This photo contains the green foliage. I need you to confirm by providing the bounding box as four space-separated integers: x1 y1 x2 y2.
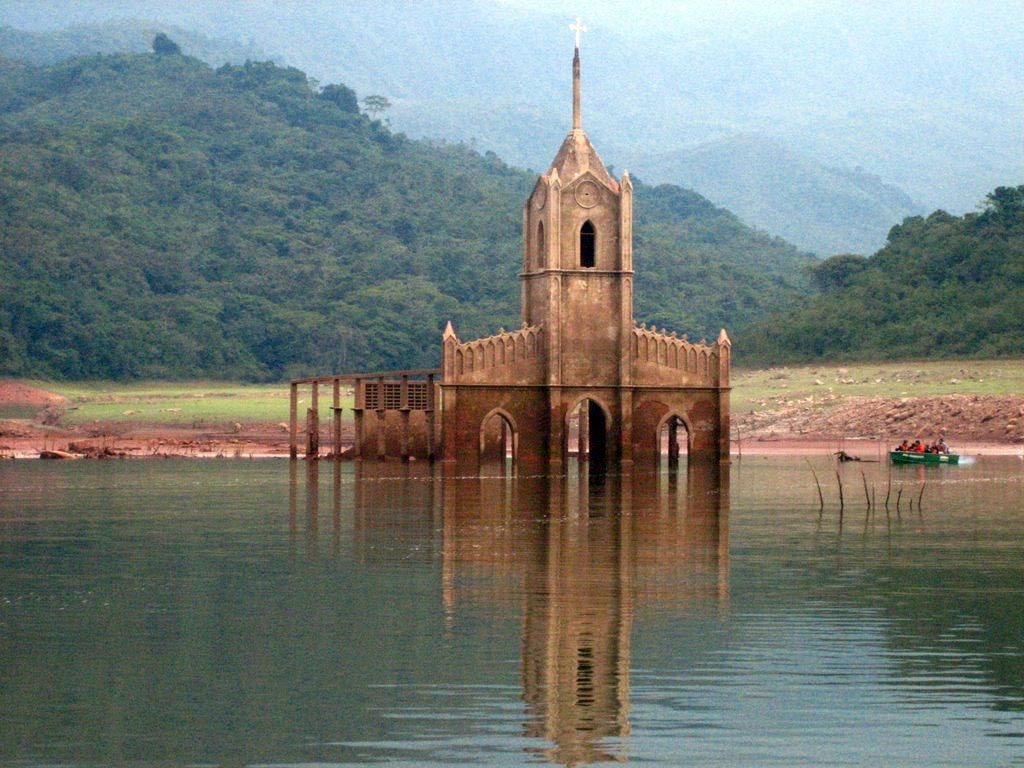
741 187 1024 364
319 83 358 114
0 52 812 381
361 94 391 117
633 183 814 339
151 33 180 56
809 253 868 292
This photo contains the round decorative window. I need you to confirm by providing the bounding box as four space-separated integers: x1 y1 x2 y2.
574 180 599 208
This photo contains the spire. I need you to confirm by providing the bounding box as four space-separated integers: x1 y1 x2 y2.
544 17 615 189
572 46 581 130
569 16 587 131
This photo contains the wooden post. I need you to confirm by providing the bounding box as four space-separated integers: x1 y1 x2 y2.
376 376 386 460
352 378 363 459
426 373 435 462
306 380 319 458
289 382 298 459
399 374 410 462
332 378 341 459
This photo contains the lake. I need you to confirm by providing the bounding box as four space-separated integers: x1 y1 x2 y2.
1 456 1023 766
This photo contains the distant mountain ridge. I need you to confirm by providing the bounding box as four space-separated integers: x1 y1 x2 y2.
0 50 813 380
0 20 267 67
4 2 1015 255
632 136 925 256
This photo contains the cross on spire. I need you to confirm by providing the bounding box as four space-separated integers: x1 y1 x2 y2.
570 16 587 49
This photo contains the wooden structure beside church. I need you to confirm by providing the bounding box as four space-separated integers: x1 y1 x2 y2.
290 37 730 468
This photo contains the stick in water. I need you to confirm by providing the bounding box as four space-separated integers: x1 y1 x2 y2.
806 459 824 512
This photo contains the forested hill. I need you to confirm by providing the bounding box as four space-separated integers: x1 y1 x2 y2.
0 50 813 381
741 187 1024 363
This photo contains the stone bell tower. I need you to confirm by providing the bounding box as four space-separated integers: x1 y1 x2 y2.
521 41 635 390
439 22 730 469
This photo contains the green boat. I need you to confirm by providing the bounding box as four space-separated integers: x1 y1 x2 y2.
890 450 959 465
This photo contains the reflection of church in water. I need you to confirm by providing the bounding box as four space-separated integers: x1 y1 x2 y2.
446 466 728 765
298 460 730 765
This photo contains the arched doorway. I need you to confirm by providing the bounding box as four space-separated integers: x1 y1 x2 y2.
479 409 517 469
657 413 690 469
567 398 609 469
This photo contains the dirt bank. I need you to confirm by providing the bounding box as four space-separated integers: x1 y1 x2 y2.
3 380 1022 459
735 393 1024 446
0 380 68 408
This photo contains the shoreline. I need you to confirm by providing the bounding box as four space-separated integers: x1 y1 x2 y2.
3 432 1020 461
3 378 1022 461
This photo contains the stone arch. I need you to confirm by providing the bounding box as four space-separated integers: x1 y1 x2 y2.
479 407 518 464
536 220 545 269
565 395 613 467
579 219 596 268
656 409 694 464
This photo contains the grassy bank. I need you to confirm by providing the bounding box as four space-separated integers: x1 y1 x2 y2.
6 359 1021 427
38 381 352 426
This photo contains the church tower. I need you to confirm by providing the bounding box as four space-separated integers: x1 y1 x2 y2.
438 22 730 470
521 39 635 390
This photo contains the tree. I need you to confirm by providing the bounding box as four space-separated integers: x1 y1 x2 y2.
809 253 868 292
152 33 181 56
980 185 1024 224
361 94 391 118
319 83 358 114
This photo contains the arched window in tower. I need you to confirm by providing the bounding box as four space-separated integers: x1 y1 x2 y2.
580 220 596 268
536 221 545 268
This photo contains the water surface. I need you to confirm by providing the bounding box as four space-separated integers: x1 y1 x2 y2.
1 456 1022 766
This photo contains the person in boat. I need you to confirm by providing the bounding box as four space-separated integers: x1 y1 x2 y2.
897 440 910 451
914 440 926 452
936 437 948 454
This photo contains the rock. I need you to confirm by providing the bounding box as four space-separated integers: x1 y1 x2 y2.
39 449 81 460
